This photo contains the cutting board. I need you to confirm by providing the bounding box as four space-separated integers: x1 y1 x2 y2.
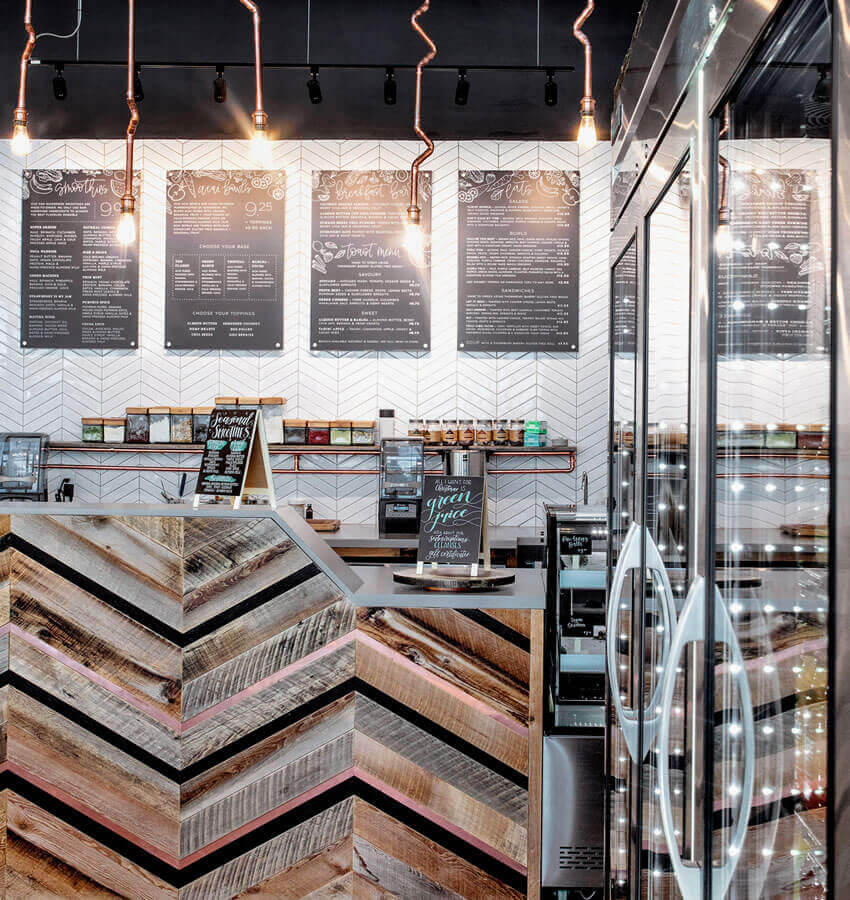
308 518 341 532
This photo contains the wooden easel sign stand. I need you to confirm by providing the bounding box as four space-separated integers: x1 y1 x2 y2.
193 407 276 510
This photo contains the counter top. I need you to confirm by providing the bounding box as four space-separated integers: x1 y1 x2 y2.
322 523 545 549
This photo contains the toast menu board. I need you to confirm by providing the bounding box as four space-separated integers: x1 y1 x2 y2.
195 408 258 497
716 168 828 356
165 171 285 350
21 170 139 349
310 170 431 351
458 170 580 352
418 475 485 566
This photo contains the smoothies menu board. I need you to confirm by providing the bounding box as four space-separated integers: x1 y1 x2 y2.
717 168 828 356
195 408 258 497
458 170 580 352
21 170 139 349
165 171 285 350
310 170 431 351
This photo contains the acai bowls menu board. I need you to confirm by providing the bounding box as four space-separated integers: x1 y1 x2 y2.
165 171 285 350
310 170 431 351
20 170 140 349
458 170 580 352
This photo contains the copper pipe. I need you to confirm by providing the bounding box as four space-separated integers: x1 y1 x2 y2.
408 0 436 221
122 0 139 211
239 0 267 131
14 0 36 130
573 0 594 103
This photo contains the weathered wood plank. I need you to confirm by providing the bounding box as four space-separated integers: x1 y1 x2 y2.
10 515 183 630
0 547 11 628
183 573 343 683
353 835 466 898
354 731 527 866
353 694 526 825
11 552 181 717
526 608 544 900
117 516 184 557
353 799 525 900
357 607 530 727
480 609 532 639
182 601 356 719
355 639 528 776
7 792 176 900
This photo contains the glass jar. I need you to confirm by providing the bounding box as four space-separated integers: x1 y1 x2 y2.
475 418 493 445
425 419 443 445
81 418 104 442
330 421 352 445
125 408 149 443
149 408 171 443
442 419 458 445
215 396 239 409
260 397 285 444
408 418 425 437
458 419 475 447
103 418 126 443
284 420 308 444
797 424 829 449
351 421 376 445
308 421 331 445
193 407 213 443
508 418 525 446
493 418 509 445
170 408 194 443
765 422 797 449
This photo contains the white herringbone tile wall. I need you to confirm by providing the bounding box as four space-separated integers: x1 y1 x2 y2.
0 139 611 524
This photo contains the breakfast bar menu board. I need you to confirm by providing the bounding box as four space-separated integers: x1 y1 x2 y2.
20 170 139 349
310 170 431 351
165 171 285 350
458 170 580 352
717 168 828 355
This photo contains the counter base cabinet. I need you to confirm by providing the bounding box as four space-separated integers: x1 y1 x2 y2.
0 512 537 899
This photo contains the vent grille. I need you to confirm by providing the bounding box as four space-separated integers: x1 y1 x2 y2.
559 845 604 870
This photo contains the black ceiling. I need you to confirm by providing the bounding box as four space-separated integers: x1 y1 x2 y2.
0 0 640 141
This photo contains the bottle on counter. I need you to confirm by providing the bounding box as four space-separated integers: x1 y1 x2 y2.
305 503 314 520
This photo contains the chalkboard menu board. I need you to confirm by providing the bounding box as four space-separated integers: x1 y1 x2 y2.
21 170 139 349
418 475 485 566
717 168 828 356
195 408 258 497
458 170 580 352
310 171 431 351
165 171 285 350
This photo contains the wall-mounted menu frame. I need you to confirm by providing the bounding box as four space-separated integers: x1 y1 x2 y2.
20 170 140 349
458 170 580 352
165 170 285 350
310 170 431 351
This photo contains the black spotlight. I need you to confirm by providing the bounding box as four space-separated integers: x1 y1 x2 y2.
454 68 469 106
134 66 144 102
544 69 557 106
52 64 67 101
307 66 322 104
384 67 397 105
214 66 227 103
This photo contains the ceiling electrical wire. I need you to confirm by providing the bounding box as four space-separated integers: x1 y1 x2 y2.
36 0 83 60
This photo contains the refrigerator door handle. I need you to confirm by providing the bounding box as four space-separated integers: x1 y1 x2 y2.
606 521 677 762
657 576 755 900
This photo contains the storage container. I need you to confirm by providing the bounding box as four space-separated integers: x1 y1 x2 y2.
308 421 331 445
351 421 376 445
330 421 352 445
214 396 239 409
82 418 104 442
284 420 308 444
458 419 475 447
103 418 126 443
475 419 493 445
149 408 171 443
170 408 194 443
260 397 285 444
192 407 213 443
508 419 525 446
125 408 150 443
425 419 443 445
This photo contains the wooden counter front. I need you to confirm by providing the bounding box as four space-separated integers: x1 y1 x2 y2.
0 508 542 898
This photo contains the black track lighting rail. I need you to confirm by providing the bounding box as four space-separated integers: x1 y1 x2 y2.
30 59 576 74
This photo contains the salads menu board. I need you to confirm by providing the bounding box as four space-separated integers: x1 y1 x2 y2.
20 170 139 349
310 171 431 351
195 408 258 497
717 168 828 356
418 475 485 566
165 171 285 350
458 170 580 352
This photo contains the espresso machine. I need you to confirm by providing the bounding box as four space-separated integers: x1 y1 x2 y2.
378 438 425 535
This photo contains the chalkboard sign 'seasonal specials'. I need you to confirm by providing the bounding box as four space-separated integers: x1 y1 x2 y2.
193 406 276 510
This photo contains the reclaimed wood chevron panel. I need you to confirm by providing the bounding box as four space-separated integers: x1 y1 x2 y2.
0 512 537 897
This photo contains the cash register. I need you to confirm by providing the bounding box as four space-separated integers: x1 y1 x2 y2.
378 438 424 536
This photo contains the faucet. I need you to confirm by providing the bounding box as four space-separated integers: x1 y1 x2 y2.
580 471 589 505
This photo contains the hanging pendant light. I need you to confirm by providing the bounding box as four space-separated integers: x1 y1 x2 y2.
117 0 139 246
573 0 597 149
239 0 271 167
405 0 436 267
11 0 36 156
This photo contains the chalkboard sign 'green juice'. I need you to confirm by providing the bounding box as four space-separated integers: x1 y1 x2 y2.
417 475 485 566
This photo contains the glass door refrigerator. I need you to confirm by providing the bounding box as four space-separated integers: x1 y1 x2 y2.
605 0 843 894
